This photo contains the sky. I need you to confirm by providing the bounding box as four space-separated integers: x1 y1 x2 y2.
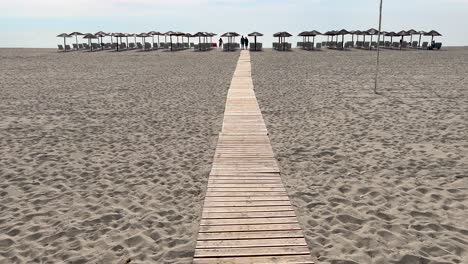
1 0 467 48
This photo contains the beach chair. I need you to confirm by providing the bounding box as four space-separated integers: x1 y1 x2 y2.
356 41 363 49
78 44 83 50
411 41 418 49
401 41 408 49
384 41 391 49
136 42 142 49
363 42 370 50
297 42 303 48
316 43 322 49
72 44 78 50
392 42 400 49
144 42 151 50
371 42 378 49
419 42 428 50
128 43 135 49
190 43 195 48
435 43 442 50
65 45 72 51
303 42 311 50
379 41 384 47
91 43 100 51
57 45 64 52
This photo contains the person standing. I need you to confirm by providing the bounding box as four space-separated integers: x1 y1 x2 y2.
240 36 245 50
245 37 249 50
219 38 223 49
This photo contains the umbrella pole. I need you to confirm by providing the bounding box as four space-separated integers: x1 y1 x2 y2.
76 35 78 50
63 37 66 52
419 34 421 47
255 36 257 51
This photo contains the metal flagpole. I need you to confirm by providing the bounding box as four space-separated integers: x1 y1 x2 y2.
374 0 383 94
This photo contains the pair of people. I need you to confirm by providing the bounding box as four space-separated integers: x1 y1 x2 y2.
240 36 249 50
218 36 249 49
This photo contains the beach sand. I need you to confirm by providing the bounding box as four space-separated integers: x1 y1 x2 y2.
251 47 468 263
0 48 238 263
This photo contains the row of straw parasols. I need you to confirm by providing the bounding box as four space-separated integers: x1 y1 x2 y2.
295 29 442 48
57 31 217 51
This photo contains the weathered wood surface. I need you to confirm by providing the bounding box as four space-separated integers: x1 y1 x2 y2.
193 51 314 263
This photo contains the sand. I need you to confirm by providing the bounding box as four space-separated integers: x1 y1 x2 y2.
1 46 467 264
251 47 468 263
0 48 238 263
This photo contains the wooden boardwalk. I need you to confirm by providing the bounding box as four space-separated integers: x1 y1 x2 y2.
193 51 314 264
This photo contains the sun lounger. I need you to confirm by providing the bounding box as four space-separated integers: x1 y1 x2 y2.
435 42 442 50
65 45 72 51
91 43 100 51
316 43 322 49
363 42 370 49
297 42 303 48
400 41 408 49
371 42 377 49
411 41 418 49
419 42 428 50
379 41 384 47
392 42 400 49
72 44 78 50
144 42 151 50
57 45 64 51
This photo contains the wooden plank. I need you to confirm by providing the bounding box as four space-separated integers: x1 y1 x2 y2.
202 206 294 213
196 238 307 249
203 201 291 207
202 211 297 219
194 246 310 257
205 192 288 197
193 255 314 264
200 217 298 226
197 230 305 241
204 196 290 202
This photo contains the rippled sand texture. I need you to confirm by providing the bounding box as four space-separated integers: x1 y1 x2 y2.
0 48 238 263
251 48 468 264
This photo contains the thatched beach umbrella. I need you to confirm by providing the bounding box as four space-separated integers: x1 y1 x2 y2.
298 31 311 46
164 31 176 50
137 33 150 50
95 31 107 49
82 33 97 51
111 33 124 51
352 30 362 43
148 31 159 47
57 33 71 50
324 30 338 44
248 32 263 51
417 31 426 47
309 30 322 47
367 28 379 45
273 31 292 50
69 32 84 50
407 29 418 44
193 32 207 51
336 29 350 48
397 30 410 48
386 31 397 43
424 30 442 43
221 32 240 51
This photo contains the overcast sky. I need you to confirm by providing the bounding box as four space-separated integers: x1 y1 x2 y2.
1 0 467 48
